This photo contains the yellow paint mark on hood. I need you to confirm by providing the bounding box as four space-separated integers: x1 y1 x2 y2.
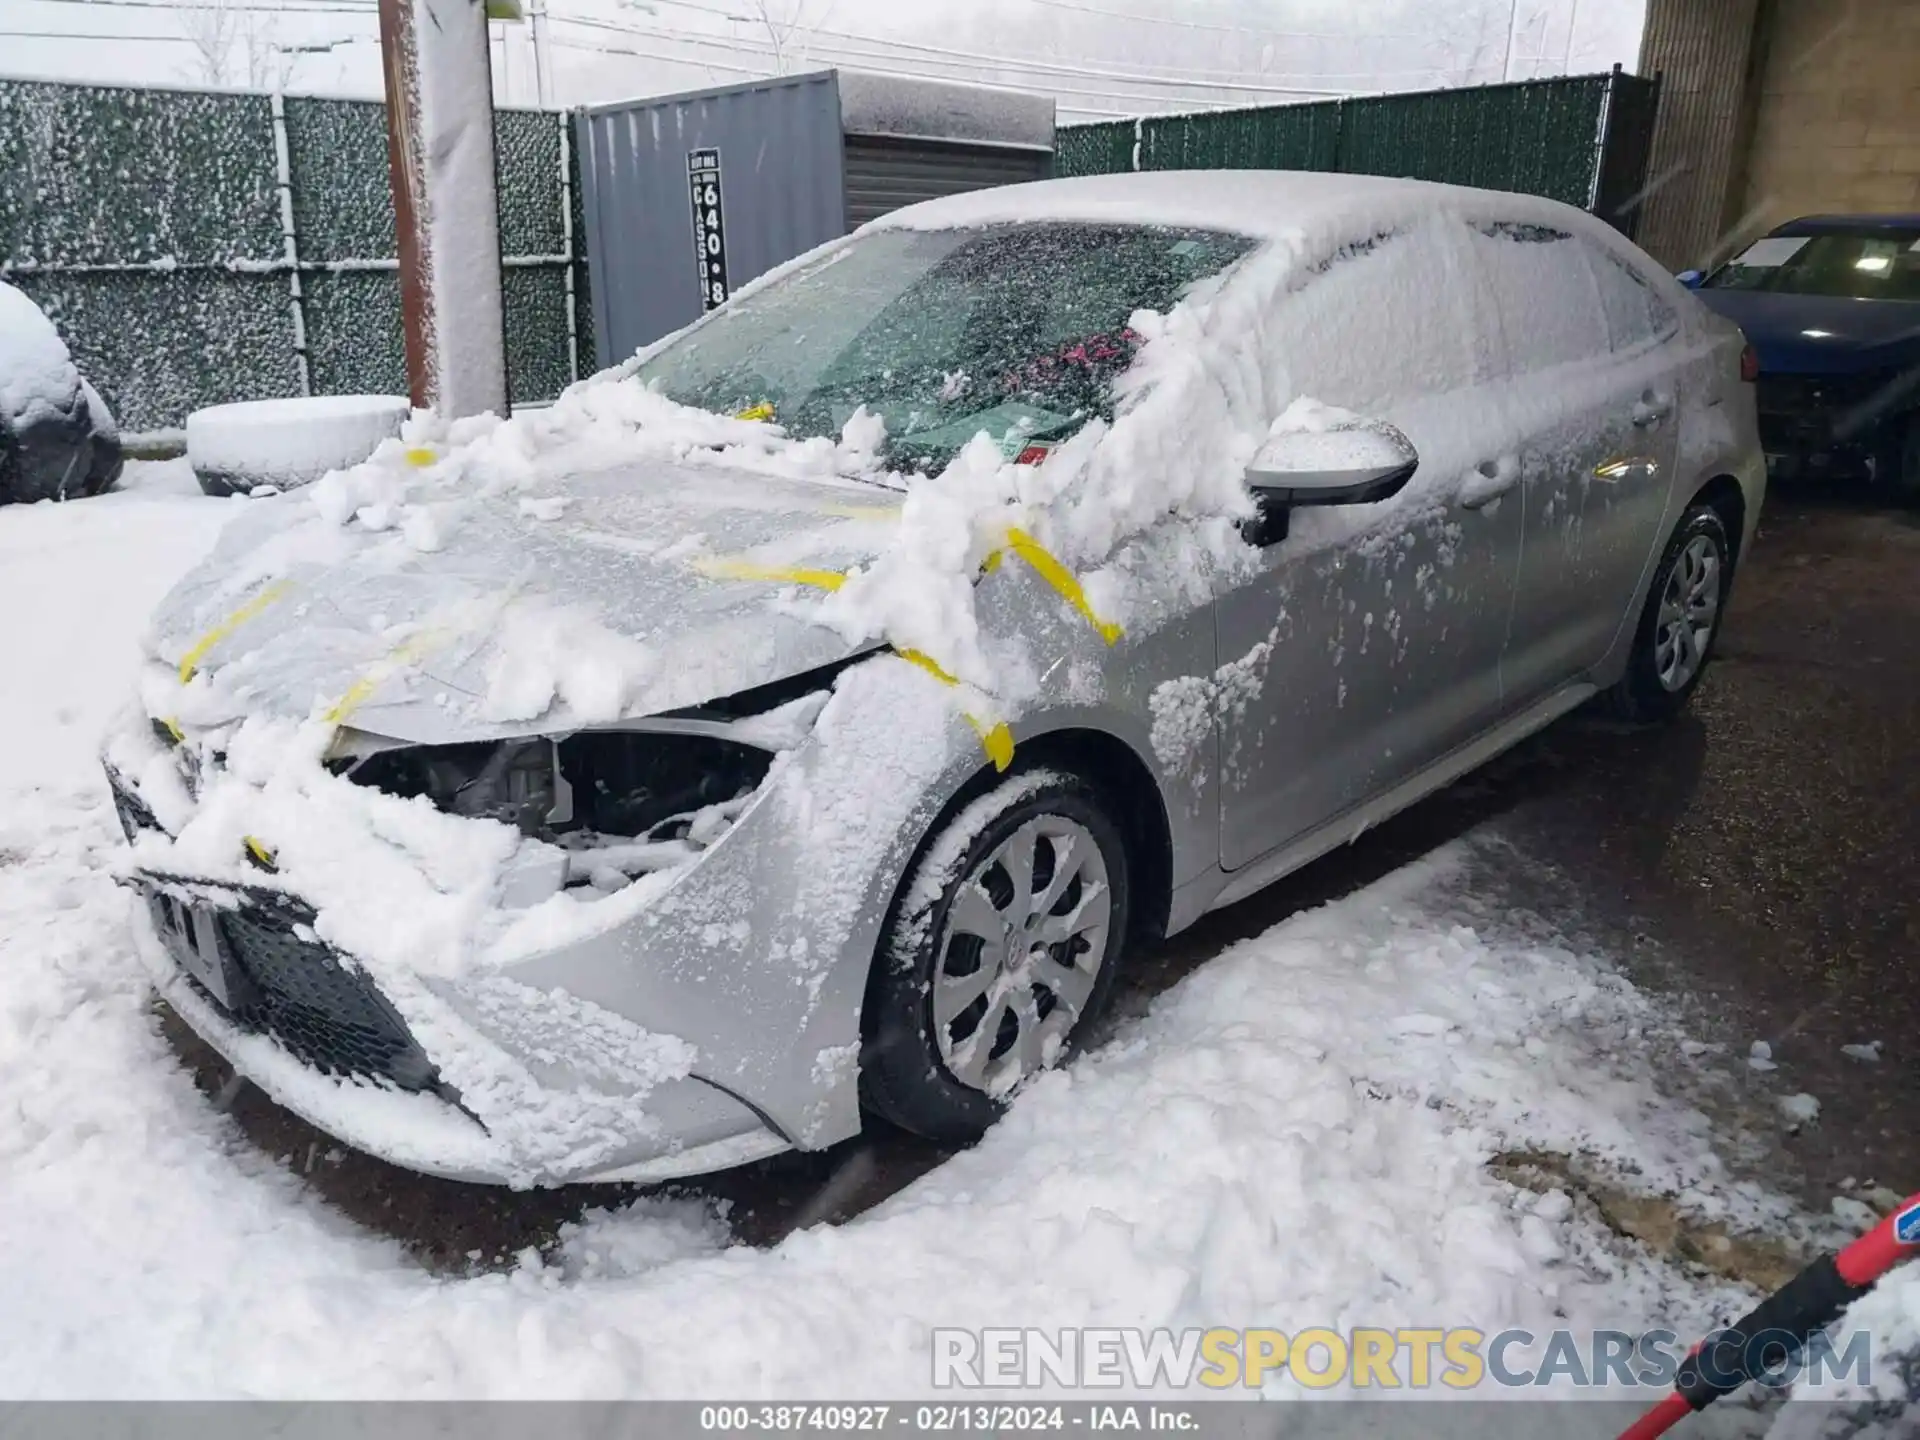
176 580 292 683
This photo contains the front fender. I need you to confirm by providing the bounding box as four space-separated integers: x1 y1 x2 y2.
495 654 975 1150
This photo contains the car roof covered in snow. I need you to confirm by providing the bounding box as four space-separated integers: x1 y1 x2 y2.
865 168 1601 245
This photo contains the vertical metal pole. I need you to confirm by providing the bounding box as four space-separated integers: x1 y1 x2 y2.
1589 62 1618 213
379 0 432 409
558 109 579 384
269 88 312 396
378 0 509 418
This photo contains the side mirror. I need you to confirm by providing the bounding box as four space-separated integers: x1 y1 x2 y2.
1676 269 1705 290
1243 417 1418 542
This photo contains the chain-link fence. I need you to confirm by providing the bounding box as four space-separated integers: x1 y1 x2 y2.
0 77 593 435
1054 70 1661 237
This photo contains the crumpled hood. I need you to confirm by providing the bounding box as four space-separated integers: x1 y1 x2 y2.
145 457 904 743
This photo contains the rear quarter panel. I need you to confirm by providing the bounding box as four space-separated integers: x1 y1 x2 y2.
1592 297 1765 685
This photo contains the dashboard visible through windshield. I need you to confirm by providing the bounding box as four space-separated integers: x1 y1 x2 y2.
634 221 1257 474
1707 228 1920 301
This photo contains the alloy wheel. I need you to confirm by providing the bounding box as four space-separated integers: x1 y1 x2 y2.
1654 532 1723 692
932 813 1113 1097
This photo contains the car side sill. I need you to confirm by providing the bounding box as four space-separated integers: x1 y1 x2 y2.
1203 681 1598 915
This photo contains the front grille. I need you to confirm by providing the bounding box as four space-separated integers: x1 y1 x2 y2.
106 765 162 841
153 883 440 1093
1755 371 1897 450
218 902 439 1091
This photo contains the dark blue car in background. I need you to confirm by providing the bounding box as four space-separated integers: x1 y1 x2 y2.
1685 215 1920 497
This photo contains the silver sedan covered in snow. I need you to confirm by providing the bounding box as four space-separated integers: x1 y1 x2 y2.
106 171 1763 1185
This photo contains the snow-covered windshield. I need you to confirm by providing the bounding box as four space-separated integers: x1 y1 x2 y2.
635 222 1256 472
1707 228 1920 301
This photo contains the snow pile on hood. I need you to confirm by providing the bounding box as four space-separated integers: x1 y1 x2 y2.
306 374 888 533
0 280 81 425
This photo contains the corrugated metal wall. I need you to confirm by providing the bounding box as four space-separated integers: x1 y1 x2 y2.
1633 0 1767 269
842 136 1049 228
574 73 848 370
1052 73 1660 237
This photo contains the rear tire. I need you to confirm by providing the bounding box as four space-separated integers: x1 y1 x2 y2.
860 770 1130 1144
1600 504 1732 724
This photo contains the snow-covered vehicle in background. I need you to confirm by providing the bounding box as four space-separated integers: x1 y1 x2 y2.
104 171 1764 1187
0 280 123 505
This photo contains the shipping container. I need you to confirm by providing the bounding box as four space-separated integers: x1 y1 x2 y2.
573 69 1056 368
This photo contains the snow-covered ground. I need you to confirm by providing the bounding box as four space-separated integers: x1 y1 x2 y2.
0 461 1857 1416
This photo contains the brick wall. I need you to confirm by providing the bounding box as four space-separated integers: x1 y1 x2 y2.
1740 0 1920 230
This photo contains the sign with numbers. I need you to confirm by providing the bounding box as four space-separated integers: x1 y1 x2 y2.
688 148 730 312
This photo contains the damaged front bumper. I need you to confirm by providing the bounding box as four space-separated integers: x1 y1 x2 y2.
122 857 792 1186
103 652 966 1187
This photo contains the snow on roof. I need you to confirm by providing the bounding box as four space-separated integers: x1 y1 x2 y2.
867 168 1598 244
835 70 1055 152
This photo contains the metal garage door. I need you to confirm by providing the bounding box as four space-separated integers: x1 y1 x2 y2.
842 135 1051 229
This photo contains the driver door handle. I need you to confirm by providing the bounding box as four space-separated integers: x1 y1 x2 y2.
1632 391 1674 428
1460 457 1520 510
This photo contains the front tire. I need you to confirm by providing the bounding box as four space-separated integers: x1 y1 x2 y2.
1600 503 1732 723
860 770 1130 1144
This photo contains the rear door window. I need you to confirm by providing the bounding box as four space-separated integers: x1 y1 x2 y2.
1278 219 1486 408
1468 222 1611 374
1583 242 1679 354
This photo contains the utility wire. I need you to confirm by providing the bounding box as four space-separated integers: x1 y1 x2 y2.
1026 0 1427 43
553 25 1279 118
0 26 200 39
552 13 1341 104
25 0 378 12
30 0 1383 93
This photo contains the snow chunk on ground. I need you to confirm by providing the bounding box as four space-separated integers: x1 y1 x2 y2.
1779 1093 1821 1125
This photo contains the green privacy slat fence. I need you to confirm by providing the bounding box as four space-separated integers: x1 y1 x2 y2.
0 77 593 435
1054 71 1659 236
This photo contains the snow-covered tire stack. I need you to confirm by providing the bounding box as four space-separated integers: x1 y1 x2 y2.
186 395 409 498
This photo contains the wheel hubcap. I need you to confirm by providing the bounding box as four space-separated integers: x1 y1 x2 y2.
1654 533 1722 692
932 814 1112 1098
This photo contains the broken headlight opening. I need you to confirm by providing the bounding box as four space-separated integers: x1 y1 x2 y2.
331 728 778 889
